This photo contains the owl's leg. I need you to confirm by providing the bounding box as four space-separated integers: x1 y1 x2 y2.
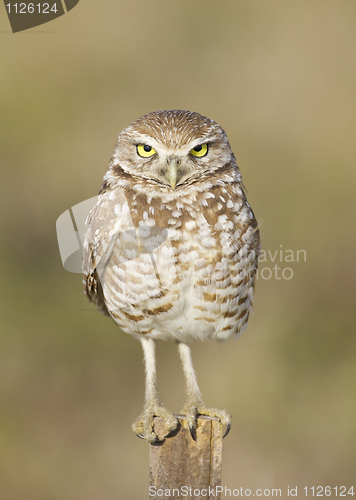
178 341 231 440
132 337 178 443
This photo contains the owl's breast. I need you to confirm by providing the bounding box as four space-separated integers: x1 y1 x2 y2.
101 186 259 342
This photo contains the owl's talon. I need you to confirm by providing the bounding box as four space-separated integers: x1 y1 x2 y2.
223 422 231 438
136 433 145 440
182 400 232 440
165 421 181 439
189 425 197 441
150 436 162 445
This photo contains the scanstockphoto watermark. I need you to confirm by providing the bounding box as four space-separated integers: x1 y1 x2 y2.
149 485 283 497
256 245 306 281
149 485 355 498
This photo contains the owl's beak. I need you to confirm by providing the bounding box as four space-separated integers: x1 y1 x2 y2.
166 159 180 189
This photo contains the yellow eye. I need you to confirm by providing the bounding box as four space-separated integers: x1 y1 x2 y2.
137 144 156 158
190 143 208 157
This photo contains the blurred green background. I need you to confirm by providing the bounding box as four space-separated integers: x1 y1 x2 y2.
1 1 355 498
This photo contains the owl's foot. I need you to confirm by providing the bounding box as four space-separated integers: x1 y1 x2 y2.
132 404 178 444
181 400 231 441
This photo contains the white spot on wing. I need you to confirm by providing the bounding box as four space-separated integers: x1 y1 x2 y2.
185 220 196 231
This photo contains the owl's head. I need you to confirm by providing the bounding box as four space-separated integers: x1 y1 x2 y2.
107 110 236 190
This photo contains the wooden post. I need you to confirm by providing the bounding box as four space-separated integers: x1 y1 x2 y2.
149 415 223 500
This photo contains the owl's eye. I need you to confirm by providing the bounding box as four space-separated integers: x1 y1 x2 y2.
190 143 208 157
137 144 156 158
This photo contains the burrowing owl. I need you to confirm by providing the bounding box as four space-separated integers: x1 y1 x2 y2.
82 110 260 443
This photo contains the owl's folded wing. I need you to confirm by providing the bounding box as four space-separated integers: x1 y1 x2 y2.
82 189 135 317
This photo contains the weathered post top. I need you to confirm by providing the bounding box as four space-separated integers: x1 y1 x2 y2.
149 415 223 500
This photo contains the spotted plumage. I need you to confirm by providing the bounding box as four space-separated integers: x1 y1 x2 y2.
82 110 260 442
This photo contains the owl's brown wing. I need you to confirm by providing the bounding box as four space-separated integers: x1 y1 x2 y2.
82 243 111 317
82 189 134 317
